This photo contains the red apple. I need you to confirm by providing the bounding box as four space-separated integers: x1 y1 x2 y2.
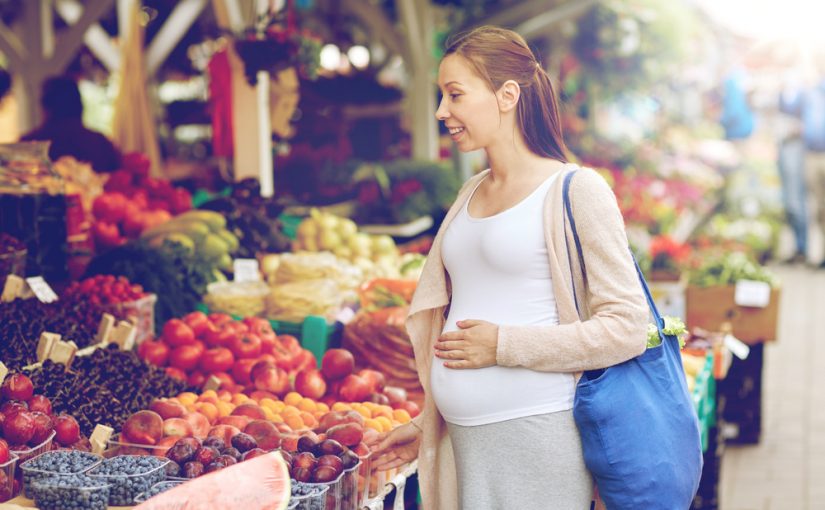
121 410 164 445
243 420 281 450
0 439 9 464
294 369 327 400
357 369 386 394
2 374 34 402
29 412 54 445
27 395 52 416
321 349 355 381
339 375 370 403
53 414 80 446
3 411 34 445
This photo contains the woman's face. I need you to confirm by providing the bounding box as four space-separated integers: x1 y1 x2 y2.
436 54 503 153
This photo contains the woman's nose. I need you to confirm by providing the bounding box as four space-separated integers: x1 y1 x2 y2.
435 98 449 121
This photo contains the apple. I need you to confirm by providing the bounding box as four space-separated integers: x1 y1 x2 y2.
0 439 9 464
339 374 370 403
321 349 355 381
1 374 34 402
294 369 327 400
26 395 52 416
3 411 34 445
29 412 54 445
326 423 364 447
53 414 81 446
121 410 164 445
0 400 27 416
357 369 386 394
243 420 280 450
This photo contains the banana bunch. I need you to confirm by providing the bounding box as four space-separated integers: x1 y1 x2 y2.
292 209 400 275
141 210 239 271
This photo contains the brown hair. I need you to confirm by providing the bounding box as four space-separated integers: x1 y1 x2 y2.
444 26 569 161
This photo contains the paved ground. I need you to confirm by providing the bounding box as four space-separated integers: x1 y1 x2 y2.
719 264 825 509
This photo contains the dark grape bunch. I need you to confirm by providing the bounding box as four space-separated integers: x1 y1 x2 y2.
88 455 168 506
30 474 110 510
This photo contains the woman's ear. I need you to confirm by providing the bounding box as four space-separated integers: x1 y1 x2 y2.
497 80 521 113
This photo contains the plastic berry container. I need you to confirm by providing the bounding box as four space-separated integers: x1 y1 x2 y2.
19 449 103 498
10 431 56 464
87 455 169 506
290 482 330 510
30 474 110 510
340 458 364 510
0 453 18 502
133 480 185 503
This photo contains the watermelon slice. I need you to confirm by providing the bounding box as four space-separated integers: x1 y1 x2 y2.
134 451 290 510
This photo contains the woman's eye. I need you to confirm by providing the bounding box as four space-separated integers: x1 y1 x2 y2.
450 94 460 100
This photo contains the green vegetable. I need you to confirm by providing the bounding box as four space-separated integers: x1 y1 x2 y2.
688 251 778 288
647 316 687 348
84 240 217 330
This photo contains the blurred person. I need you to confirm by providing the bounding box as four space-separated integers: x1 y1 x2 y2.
777 81 809 264
780 65 825 266
720 68 755 141
20 75 121 172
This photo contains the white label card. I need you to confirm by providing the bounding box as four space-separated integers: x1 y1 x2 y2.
0 362 7 386
734 280 771 308
234 259 261 282
26 276 59 303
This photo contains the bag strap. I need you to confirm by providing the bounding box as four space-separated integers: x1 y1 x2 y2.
562 171 666 337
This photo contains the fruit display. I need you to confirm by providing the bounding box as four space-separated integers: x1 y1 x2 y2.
0 232 26 290
199 178 292 258
20 450 102 498
23 348 190 437
292 209 401 278
62 275 148 307
133 480 183 503
87 455 169 505
30 473 110 510
50 157 107 212
140 313 316 393
203 281 270 318
91 191 173 250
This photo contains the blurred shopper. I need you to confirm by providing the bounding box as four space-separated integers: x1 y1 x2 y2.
777 85 809 263
20 75 121 172
781 71 825 266
720 69 755 141
372 26 649 509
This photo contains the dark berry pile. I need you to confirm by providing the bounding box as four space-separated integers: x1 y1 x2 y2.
20 450 102 498
88 455 168 506
30 474 110 510
290 481 328 510
133 480 183 503
23 348 189 436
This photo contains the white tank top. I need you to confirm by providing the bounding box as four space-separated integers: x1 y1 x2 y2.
431 171 574 426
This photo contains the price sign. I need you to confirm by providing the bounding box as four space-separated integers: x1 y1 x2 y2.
26 276 59 303
0 362 7 386
90 424 114 455
724 333 750 361
734 280 771 308
234 258 261 282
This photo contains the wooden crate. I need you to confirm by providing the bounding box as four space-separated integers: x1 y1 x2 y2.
685 285 780 344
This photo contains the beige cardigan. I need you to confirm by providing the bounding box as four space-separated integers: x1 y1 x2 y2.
406 164 649 509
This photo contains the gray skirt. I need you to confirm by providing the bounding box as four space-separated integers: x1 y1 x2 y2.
446 410 593 510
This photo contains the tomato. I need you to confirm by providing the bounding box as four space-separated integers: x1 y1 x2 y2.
162 319 196 347
278 335 303 357
203 322 237 348
233 322 249 335
92 221 124 249
291 350 317 373
137 340 169 367
208 313 233 326
169 345 203 372
245 317 277 348
230 334 262 360
165 366 188 382
183 311 212 337
188 371 207 389
231 358 259 386
199 347 235 374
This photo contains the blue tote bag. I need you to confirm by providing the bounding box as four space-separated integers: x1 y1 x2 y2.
563 171 703 509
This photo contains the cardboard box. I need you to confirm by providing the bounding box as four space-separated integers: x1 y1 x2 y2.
686 285 780 344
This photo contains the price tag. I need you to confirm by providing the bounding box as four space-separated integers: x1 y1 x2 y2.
90 424 114 455
96 313 116 344
37 332 61 362
233 258 261 282
1 274 24 302
26 276 58 303
734 280 771 308
0 362 8 386
48 340 78 368
203 375 222 392
110 321 137 351
724 333 750 360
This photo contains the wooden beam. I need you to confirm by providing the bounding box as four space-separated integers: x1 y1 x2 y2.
146 0 208 76
55 0 121 71
343 0 409 64
516 0 599 39
118 0 136 41
0 21 26 68
51 0 117 72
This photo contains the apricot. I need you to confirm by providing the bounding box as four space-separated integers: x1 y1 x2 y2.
392 409 412 424
284 392 303 407
177 392 199 406
297 398 317 413
195 403 219 424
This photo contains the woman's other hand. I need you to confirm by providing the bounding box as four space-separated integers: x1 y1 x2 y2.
371 422 422 470
434 319 499 369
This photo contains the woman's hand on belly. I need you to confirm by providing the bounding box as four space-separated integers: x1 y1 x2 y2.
434 319 499 369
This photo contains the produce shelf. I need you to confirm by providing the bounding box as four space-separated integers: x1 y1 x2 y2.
362 461 418 510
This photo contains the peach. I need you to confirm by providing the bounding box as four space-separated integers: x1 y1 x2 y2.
248 390 278 402
251 361 291 396
195 402 219 424
339 374 371 403
218 415 251 430
163 418 193 438
208 424 242 445
280 434 299 452
243 420 281 450
122 410 164 445
326 423 364 447
149 399 186 420
183 411 211 439
231 403 267 420
318 410 364 433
